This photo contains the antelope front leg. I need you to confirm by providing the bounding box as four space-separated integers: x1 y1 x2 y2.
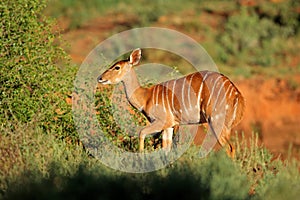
139 120 164 152
162 127 174 152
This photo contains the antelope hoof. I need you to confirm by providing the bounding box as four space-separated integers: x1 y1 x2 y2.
226 144 235 159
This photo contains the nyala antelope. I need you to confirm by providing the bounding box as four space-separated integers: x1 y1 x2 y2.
97 49 245 157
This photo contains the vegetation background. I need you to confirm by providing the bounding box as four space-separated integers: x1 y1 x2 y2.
1 0 299 199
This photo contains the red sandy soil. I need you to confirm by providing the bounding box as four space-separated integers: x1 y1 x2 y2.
235 76 300 159
59 14 300 159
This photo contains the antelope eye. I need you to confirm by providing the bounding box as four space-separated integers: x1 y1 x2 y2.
114 66 120 70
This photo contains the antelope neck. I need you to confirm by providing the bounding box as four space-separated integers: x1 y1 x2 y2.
121 68 148 111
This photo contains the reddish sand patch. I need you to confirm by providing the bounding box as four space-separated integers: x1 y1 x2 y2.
235 76 300 159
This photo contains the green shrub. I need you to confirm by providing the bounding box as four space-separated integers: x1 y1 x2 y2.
259 161 300 200
0 0 77 140
258 0 300 36
45 0 203 29
2 129 300 200
94 85 154 152
217 1 300 67
2 146 251 200
219 8 276 66
159 149 251 200
0 122 87 197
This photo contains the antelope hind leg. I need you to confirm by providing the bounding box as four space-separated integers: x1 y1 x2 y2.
218 129 235 158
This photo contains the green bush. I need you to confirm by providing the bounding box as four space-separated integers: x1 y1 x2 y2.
94 85 154 152
3 140 299 200
2 146 250 200
219 9 274 66
0 0 76 139
1 125 300 200
0 122 86 195
217 1 300 67
45 0 202 29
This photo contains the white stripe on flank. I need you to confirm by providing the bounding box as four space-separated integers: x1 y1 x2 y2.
152 85 156 105
207 76 222 107
197 72 209 110
197 81 204 110
171 79 177 114
156 85 160 106
165 82 171 112
230 98 239 125
220 84 233 106
187 73 196 110
161 84 166 112
213 79 230 110
181 77 188 114
215 79 229 103
228 85 235 99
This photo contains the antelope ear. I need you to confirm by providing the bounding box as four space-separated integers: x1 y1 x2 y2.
129 48 142 66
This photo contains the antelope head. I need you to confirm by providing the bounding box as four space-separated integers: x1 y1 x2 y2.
97 48 142 85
